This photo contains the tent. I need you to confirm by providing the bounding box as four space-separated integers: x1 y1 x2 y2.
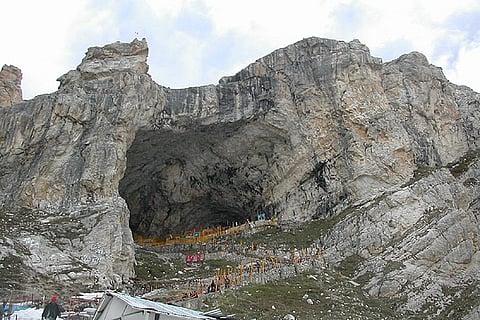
93 291 221 320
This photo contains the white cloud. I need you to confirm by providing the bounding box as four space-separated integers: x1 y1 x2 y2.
444 43 480 92
1 0 479 98
0 0 90 98
344 1 446 56
204 0 346 49
68 4 120 46
143 0 191 18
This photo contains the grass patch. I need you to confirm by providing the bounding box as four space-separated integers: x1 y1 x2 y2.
0 207 77 242
233 208 355 252
232 223 321 251
384 260 404 274
403 165 435 187
0 254 30 291
438 282 480 319
203 271 403 319
337 254 365 278
134 248 238 283
401 149 479 188
204 259 238 271
134 248 187 281
446 149 480 177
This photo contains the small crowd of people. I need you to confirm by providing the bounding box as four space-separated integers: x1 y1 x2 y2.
0 296 63 320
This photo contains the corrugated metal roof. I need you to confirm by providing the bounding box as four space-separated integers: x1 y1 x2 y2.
202 309 224 317
95 291 216 319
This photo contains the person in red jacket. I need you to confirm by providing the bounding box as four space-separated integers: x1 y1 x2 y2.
41 296 62 320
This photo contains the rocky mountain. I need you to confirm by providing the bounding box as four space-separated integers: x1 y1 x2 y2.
0 65 23 107
0 37 479 317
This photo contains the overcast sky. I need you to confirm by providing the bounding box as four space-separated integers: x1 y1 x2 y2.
1 0 479 99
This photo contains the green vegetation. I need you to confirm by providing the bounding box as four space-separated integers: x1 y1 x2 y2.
0 207 73 239
232 224 320 250
203 271 403 320
383 260 404 275
403 165 435 187
134 247 238 282
205 259 238 271
0 254 27 290
400 149 480 188
336 254 365 278
446 149 480 177
234 210 353 252
134 249 179 280
438 282 480 319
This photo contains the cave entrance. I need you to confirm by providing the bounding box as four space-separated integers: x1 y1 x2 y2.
119 120 280 239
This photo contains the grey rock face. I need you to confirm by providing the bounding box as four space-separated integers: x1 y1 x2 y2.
0 64 23 107
0 39 161 294
0 36 479 316
121 38 472 238
322 158 480 314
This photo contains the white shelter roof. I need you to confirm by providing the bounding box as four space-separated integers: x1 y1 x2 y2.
93 291 216 320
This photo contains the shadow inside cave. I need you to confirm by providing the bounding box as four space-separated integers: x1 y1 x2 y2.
119 119 288 239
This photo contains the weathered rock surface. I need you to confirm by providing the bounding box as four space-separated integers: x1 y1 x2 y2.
0 64 23 107
0 37 479 316
322 156 480 316
0 39 158 294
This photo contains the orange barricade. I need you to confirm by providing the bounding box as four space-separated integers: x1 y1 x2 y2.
135 219 275 247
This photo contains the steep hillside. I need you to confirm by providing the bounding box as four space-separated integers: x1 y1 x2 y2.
0 37 478 317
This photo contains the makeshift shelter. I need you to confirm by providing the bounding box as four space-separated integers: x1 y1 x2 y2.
93 291 221 320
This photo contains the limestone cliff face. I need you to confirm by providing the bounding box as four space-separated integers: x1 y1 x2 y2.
121 38 473 235
0 65 23 107
0 37 479 314
0 39 162 292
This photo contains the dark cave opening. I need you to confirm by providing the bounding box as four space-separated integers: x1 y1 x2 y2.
118 120 284 239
